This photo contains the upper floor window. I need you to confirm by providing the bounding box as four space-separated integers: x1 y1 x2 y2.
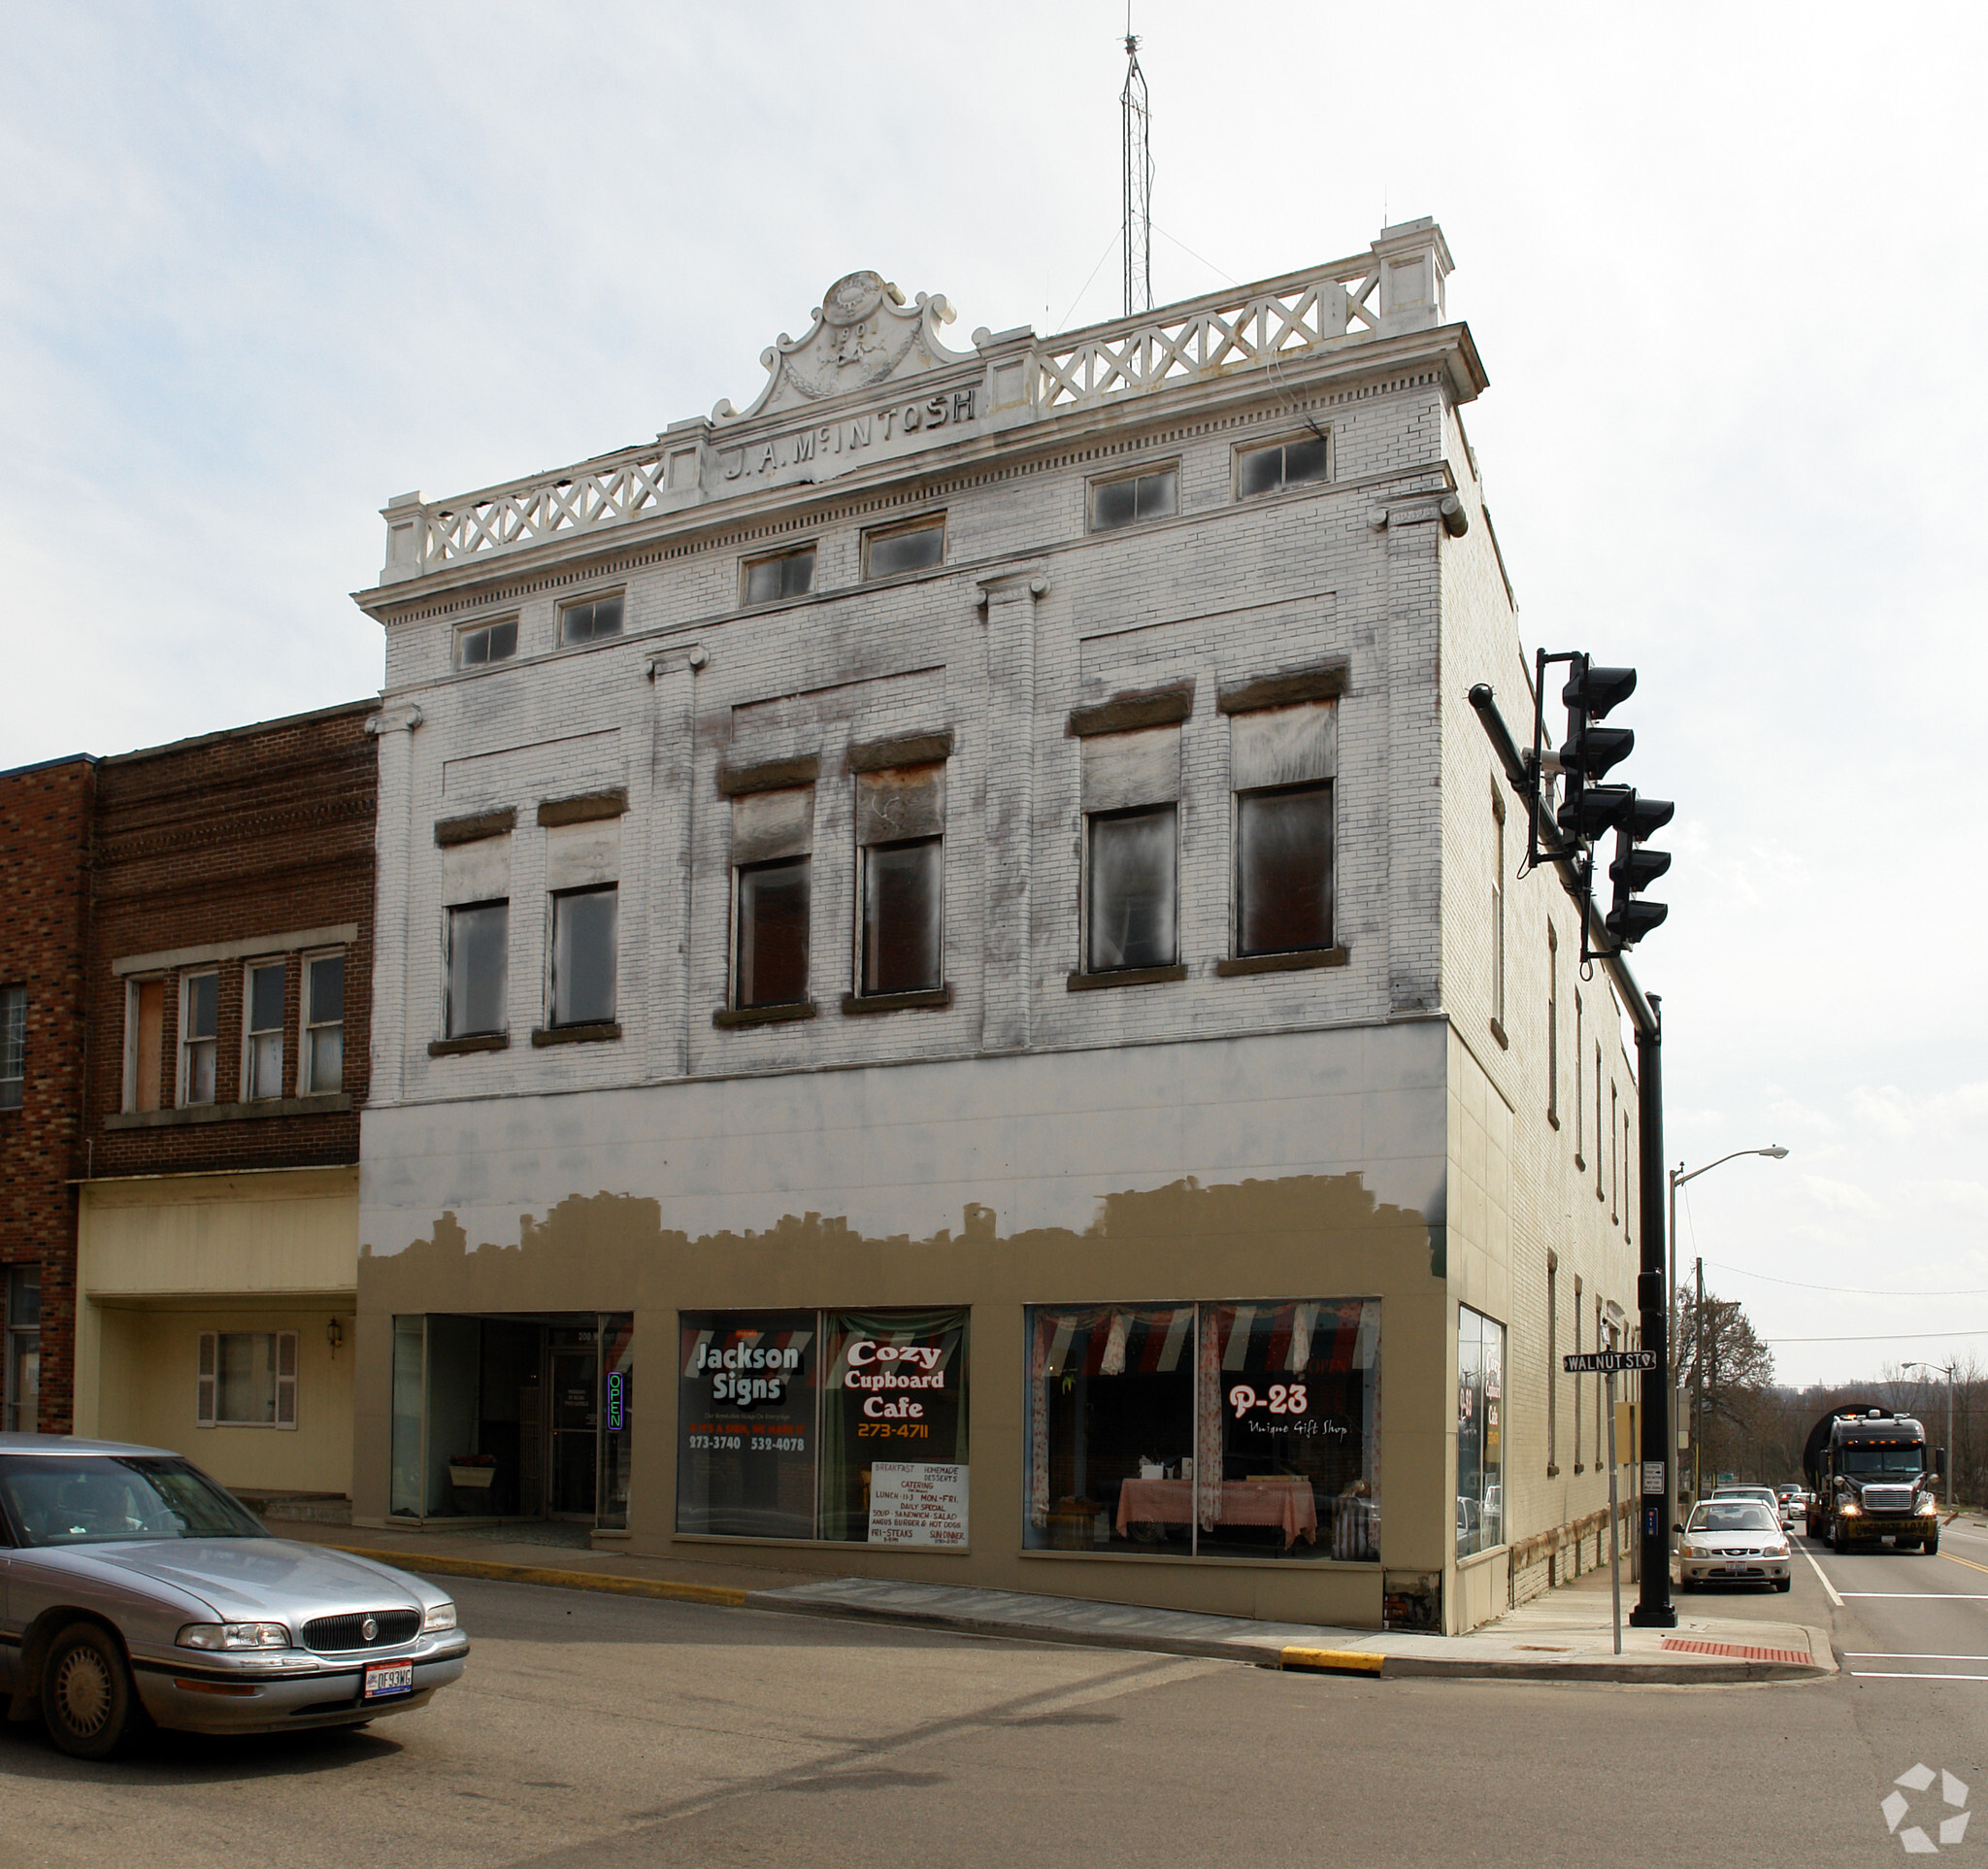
0 985 23 1111
559 592 624 646
550 886 618 1027
730 785 814 1012
862 516 944 580
303 952 345 1092
1090 464 1178 532
124 979 164 1113
245 960 285 1101
1079 723 1181 976
1229 701 1336 958
180 971 218 1106
455 617 518 668
1237 431 1330 499
856 763 945 997
743 546 815 605
447 903 509 1039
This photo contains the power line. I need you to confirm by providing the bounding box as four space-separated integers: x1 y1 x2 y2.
1761 1329 1988 1344
1707 1258 1988 1299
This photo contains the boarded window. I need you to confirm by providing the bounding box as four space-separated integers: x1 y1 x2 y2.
744 547 815 604
551 885 618 1026
130 980 163 1113
447 902 509 1037
737 858 811 1008
246 960 285 1100
181 971 217 1106
1091 466 1178 531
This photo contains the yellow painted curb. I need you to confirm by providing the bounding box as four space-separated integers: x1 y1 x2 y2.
1279 1646 1384 1676
330 1545 749 1609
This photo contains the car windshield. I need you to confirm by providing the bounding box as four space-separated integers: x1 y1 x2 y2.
0 1454 265 1548
1688 1502 1777 1533
1841 1447 1924 1476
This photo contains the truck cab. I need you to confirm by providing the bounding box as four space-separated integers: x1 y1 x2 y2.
1806 1409 1940 1553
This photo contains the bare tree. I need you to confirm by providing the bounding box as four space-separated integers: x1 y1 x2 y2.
1680 1287 1777 1485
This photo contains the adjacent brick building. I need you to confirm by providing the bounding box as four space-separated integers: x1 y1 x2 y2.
72 701 377 1499
0 754 96 1434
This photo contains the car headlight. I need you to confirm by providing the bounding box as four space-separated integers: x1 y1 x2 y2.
1840 1500 1861 1517
1765 1543 1789 1558
421 1601 457 1633
1918 1493 1938 1516
178 1621 289 1651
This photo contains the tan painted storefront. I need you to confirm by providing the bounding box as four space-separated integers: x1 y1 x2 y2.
76 1166 357 1495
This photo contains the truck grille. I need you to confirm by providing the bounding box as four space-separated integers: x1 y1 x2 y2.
302 1611 421 1652
1863 1485 1915 1515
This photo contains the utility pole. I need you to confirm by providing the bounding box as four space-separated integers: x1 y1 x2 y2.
1905 1359 1957 1508
1693 1255 1705 1503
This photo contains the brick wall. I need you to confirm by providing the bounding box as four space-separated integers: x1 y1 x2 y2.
0 754 95 1432
86 702 378 1178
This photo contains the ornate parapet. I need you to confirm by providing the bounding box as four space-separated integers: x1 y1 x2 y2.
376 219 1461 586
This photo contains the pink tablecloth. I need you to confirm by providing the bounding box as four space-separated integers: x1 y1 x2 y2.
1115 1477 1319 1548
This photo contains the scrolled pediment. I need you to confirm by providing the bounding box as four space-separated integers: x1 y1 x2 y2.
714 271 977 422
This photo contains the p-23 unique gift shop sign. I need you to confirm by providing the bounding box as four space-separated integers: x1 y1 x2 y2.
866 1462 968 1547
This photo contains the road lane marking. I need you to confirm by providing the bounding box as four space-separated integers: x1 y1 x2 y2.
1840 1592 1988 1599
1942 1552 1988 1578
1846 1652 1988 1660
1802 1548 1844 1607
1851 1671 1988 1682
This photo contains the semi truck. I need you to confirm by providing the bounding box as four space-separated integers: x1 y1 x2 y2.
1803 1406 1942 1553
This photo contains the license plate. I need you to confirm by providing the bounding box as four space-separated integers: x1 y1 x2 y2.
363 1662 414 1700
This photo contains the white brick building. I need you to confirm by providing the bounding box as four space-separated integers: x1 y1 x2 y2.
352 221 1640 1634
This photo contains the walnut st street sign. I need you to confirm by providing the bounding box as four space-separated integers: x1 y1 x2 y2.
1563 1350 1660 1374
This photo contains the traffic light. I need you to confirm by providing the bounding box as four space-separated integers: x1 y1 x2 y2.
1555 658 1638 844
1605 794 1673 947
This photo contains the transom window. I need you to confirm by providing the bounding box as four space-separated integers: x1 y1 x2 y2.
559 593 625 646
1238 432 1330 498
862 517 944 580
743 547 816 605
1090 465 1178 531
456 617 518 668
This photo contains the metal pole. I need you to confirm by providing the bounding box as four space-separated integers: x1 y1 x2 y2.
1630 994 1674 1625
1607 1368 1622 1652
1669 1163 1680 1513
1949 1366 1957 1510
1693 1256 1705 1503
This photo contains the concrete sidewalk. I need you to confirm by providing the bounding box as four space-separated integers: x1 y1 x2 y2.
285 1521 1832 1684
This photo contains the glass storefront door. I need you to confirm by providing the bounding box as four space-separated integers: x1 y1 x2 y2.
547 1329 600 1519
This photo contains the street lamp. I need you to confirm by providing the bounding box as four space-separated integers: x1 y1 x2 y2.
1904 1360 1957 1509
1669 1146 1789 1502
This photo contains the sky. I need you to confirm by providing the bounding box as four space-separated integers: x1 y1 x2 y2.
4 1 1984 1389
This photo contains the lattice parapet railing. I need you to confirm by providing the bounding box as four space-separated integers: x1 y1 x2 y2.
379 220 1455 583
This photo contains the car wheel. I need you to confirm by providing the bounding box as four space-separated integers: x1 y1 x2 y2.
1774 1578 1792 1592
1833 1525 1848 1554
1925 1529 1940 1555
41 1623 138 1760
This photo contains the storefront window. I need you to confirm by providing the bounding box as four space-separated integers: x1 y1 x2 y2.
1026 1306 1195 1553
675 1307 970 1546
597 1313 635 1531
821 1309 969 1544
677 1310 818 1539
1457 1306 1505 1557
1025 1300 1379 1560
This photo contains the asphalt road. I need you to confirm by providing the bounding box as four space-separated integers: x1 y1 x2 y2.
5 1540 1987 1869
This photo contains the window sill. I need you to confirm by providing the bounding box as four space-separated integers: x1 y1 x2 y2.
106 1093 351 1131
1547 1464 1560 1478
429 1033 509 1057
1456 1542 1509 1573
1489 1018 1508 1051
1066 964 1188 992
1214 946 1348 978
841 985 953 1016
1574 1465 1586 1475
712 1000 818 1029
531 1022 622 1048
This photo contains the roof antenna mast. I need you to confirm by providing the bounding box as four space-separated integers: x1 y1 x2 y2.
1121 12 1151 317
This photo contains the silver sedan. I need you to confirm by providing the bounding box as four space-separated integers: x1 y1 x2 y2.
1676 1497 1794 1592
0 1434 468 1758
